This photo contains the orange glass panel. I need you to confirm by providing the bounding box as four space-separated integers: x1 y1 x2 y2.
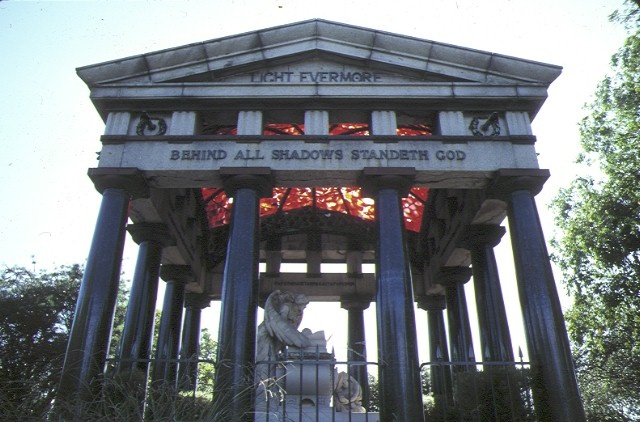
329 123 370 136
315 187 347 213
202 188 232 228
397 124 432 136
203 125 237 135
200 122 431 231
403 189 427 232
282 188 313 210
264 123 305 135
202 186 428 232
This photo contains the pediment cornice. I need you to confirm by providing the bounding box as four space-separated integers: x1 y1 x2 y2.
77 19 561 88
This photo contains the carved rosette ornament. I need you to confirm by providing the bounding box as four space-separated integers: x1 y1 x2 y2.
469 112 501 136
136 112 167 136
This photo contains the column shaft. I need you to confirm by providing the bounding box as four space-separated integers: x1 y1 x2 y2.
214 185 262 419
507 189 585 421
420 296 453 406
152 272 187 388
178 297 206 392
117 240 161 378
471 243 514 362
343 303 370 408
374 186 424 422
58 187 130 401
445 283 475 366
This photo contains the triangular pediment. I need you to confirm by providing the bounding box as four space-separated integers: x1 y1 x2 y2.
171 55 470 84
77 19 561 88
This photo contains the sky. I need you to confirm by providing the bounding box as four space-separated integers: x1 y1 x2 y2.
0 0 629 362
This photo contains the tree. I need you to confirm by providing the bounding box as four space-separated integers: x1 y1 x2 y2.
0 265 82 417
195 328 217 397
0 265 129 418
551 1 640 419
0 264 220 419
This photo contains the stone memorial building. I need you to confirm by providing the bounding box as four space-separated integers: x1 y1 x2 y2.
59 19 585 421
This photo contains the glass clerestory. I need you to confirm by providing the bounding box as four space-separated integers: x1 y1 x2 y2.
202 123 431 232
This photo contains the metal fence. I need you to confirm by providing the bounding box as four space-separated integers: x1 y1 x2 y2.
99 355 536 421
421 360 536 421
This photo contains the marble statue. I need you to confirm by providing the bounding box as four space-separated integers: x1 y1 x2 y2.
256 290 311 360
255 290 312 388
333 371 366 413
254 290 373 421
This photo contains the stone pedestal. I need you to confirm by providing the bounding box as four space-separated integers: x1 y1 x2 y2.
255 332 379 422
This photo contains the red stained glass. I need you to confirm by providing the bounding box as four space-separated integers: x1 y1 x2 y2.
202 188 232 228
202 186 428 232
202 123 432 137
200 122 431 231
264 123 305 135
329 123 370 136
397 124 432 136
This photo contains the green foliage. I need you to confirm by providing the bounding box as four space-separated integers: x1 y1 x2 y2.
195 328 217 396
366 374 379 412
551 2 640 419
422 366 534 422
0 264 221 420
0 265 82 417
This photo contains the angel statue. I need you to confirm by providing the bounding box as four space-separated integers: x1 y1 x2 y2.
255 290 312 388
333 371 366 413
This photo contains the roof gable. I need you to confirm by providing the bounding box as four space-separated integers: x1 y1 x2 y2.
77 19 561 87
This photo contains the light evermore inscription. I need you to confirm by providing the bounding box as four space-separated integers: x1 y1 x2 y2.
169 148 466 161
249 71 383 83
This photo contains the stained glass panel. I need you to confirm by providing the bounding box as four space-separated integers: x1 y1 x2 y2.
200 122 430 231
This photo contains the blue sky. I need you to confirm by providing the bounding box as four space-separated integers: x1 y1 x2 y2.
0 0 629 360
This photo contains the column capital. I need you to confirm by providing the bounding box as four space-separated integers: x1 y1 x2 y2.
458 224 506 249
341 299 371 311
434 266 473 287
184 292 211 309
220 167 273 198
160 264 194 284
88 167 149 198
127 222 174 247
358 167 415 197
417 294 446 312
489 168 550 199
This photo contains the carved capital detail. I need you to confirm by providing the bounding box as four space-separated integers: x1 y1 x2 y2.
358 167 415 197
458 224 506 249
417 294 446 312
489 168 550 199
127 222 174 247
185 292 211 309
160 264 194 284
434 266 473 287
88 167 149 198
220 167 274 198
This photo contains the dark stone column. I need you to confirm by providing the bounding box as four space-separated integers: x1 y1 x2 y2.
178 293 211 392
360 168 424 422
341 300 371 408
462 225 514 362
418 295 453 408
116 223 172 400
437 267 475 367
152 265 192 389
491 169 585 421
58 168 148 404
214 169 272 420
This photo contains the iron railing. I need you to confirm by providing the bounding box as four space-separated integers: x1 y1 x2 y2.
98 356 536 421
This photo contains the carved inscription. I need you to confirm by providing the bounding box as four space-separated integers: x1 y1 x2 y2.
250 71 383 83
169 148 466 161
